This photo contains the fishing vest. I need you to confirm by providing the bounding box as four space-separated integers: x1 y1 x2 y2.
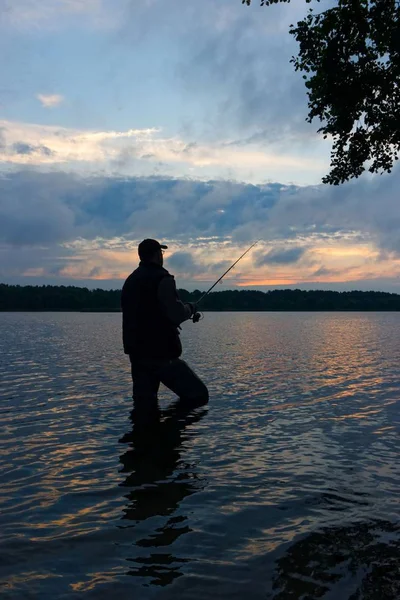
121 262 182 360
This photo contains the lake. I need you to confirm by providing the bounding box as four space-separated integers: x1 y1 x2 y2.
0 311 399 599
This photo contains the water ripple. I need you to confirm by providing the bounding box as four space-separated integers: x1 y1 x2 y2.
0 311 399 599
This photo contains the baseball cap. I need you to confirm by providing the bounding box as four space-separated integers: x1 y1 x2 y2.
138 238 168 259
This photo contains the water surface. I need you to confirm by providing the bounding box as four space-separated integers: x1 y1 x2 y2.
0 312 399 599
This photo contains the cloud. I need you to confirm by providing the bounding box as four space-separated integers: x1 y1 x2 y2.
1 0 400 290
264 170 400 258
0 0 119 30
313 266 337 277
0 119 326 184
0 172 76 246
107 0 313 148
89 266 101 277
36 93 64 108
254 247 306 267
2 1 329 182
1 1 329 181
1 168 400 290
165 254 236 283
1 169 398 252
175 0 324 153
12 142 53 156
0 119 158 165
166 251 202 275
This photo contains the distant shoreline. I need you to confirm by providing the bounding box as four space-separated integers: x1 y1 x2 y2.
1 308 400 313
2 284 400 312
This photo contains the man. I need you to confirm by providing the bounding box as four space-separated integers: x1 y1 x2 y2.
121 239 209 409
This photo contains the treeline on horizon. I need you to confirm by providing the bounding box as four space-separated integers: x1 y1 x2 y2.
1 283 400 312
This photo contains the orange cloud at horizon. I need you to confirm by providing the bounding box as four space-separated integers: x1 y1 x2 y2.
19 237 400 289
236 278 298 287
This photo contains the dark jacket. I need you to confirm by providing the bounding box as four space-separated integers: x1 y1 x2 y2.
121 262 191 360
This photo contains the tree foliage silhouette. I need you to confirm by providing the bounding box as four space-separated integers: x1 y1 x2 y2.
243 0 400 184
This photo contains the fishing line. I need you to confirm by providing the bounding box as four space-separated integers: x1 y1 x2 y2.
192 240 259 323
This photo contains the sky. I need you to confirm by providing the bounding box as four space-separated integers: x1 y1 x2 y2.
1 0 400 293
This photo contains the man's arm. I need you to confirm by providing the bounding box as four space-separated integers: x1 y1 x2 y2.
157 276 194 326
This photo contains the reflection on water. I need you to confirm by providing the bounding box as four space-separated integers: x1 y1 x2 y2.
270 520 400 600
0 311 399 599
118 400 208 586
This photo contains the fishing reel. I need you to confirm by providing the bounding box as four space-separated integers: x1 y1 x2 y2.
192 312 203 323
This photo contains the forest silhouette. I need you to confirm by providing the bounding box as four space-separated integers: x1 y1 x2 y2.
1 284 400 312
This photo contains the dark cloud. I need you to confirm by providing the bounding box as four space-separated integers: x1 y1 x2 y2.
12 142 37 155
176 2 314 148
166 251 202 274
254 247 305 267
40 146 53 156
89 266 101 277
266 167 400 255
115 0 315 147
0 242 74 279
48 264 65 276
313 266 335 277
12 142 54 156
1 169 399 252
0 171 76 246
1 167 400 285
166 252 230 278
209 259 231 274
182 142 197 154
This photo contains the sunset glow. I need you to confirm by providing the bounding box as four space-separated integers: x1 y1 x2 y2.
1 0 399 292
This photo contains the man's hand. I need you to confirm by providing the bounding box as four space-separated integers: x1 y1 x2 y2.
187 302 198 317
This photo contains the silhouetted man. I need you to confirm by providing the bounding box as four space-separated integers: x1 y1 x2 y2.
122 239 209 412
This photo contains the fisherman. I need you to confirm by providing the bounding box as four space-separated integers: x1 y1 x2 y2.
121 239 209 411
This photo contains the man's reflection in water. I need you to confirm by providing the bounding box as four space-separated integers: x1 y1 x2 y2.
118 398 208 587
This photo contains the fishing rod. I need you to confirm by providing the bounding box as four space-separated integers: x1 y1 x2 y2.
192 240 259 322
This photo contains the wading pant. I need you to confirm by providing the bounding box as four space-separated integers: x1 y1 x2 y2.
129 356 209 409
